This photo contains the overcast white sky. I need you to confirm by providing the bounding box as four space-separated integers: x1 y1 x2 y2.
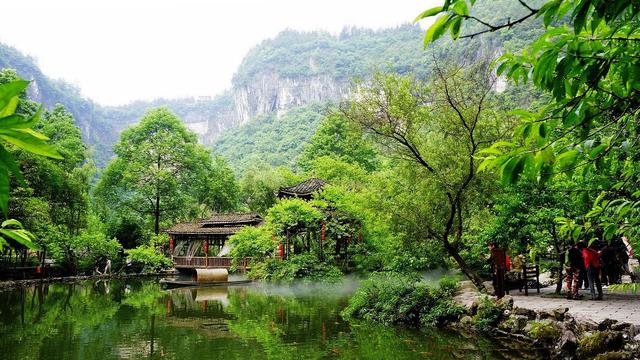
1 0 438 105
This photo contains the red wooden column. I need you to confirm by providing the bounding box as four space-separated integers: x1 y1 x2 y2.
204 239 209 267
169 235 174 257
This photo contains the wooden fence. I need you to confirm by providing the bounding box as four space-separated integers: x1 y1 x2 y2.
172 256 250 269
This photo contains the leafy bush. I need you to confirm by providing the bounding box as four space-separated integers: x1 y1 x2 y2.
125 245 172 272
248 254 342 282
228 226 276 270
472 296 503 332
341 274 464 328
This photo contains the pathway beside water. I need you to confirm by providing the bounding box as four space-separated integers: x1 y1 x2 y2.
511 286 640 326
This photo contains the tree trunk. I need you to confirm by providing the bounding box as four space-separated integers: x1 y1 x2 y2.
443 239 486 291
154 192 160 235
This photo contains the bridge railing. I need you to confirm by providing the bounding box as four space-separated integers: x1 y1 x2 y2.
172 256 250 269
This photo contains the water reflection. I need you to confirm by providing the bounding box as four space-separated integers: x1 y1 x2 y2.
0 279 544 359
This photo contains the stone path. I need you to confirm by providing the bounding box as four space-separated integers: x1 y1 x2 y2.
510 286 640 326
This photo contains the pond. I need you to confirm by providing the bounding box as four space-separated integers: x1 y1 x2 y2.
0 278 545 359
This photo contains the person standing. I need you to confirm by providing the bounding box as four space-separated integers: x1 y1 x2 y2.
583 242 603 300
488 243 507 299
566 242 585 299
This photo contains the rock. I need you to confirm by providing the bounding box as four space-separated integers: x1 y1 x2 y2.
578 320 599 333
634 333 640 342
512 307 537 320
599 318 619 331
496 295 513 311
610 322 633 333
558 329 578 353
537 310 556 321
460 315 473 326
552 307 569 321
470 299 480 316
513 315 528 331
563 313 577 331
578 331 625 358
593 351 633 360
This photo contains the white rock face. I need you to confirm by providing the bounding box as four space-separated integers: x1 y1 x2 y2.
232 73 347 124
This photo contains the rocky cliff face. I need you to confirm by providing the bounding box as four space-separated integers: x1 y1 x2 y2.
232 74 346 123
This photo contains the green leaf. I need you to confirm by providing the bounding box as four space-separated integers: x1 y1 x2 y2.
451 1 469 16
0 228 38 250
414 6 444 22
0 165 8 218
423 14 452 47
0 129 62 159
0 80 29 115
1 219 24 228
0 145 25 185
451 17 462 39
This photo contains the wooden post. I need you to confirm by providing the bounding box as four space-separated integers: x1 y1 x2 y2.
524 266 529 296
204 239 209 267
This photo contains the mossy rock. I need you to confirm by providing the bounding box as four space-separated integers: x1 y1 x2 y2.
578 331 624 358
593 351 632 360
527 320 562 343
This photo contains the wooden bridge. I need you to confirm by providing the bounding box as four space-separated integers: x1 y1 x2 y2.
173 256 250 270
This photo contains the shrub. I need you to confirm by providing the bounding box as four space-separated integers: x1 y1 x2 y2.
126 245 172 272
341 273 465 328
248 254 342 282
472 296 503 332
228 226 276 270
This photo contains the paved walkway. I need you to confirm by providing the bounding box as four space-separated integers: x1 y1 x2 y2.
510 286 640 326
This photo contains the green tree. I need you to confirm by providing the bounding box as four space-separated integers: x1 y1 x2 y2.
95 108 225 236
418 0 640 249
299 112 378 171
342 65 511 289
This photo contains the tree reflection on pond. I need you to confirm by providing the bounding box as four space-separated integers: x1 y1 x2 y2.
0 279 543 359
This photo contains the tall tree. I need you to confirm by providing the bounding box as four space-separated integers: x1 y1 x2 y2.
299 112 378 172
342 64 512 289
96 108 215 236
417 0 640 248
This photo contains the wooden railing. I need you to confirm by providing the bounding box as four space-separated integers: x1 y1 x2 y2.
172 256 250 269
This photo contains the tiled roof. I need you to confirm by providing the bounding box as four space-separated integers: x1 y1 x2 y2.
199 212 262 226
166 223 247 235
166 213 262 235
278 178 326 196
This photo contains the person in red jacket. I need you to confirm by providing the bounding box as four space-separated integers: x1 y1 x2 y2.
583 243 603 300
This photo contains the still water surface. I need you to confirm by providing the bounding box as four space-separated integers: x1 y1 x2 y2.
0 278 542 359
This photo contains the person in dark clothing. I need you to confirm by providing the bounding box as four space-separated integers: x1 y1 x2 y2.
600 244 617 285
488 243 507 299
583 243 603 300
566 242 586 299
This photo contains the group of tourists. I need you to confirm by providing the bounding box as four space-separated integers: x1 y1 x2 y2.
565 237 634 300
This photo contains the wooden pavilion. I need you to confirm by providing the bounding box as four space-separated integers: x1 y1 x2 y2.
166 213 263 270
277 178 326 200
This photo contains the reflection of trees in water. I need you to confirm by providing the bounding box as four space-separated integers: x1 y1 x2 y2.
0 280 545 359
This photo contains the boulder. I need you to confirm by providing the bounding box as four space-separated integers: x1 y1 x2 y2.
552 307 569 321
578 320 599 333
469 299 480 316
512 307 537 320
496 295 513 311
460 315 473 326
558 329 578 353
593 351 633 360
610 322 633 334
599 318 619 331
578 331 625 358
537 310 556 321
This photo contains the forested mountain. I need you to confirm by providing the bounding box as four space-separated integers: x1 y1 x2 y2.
0 0 541 169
